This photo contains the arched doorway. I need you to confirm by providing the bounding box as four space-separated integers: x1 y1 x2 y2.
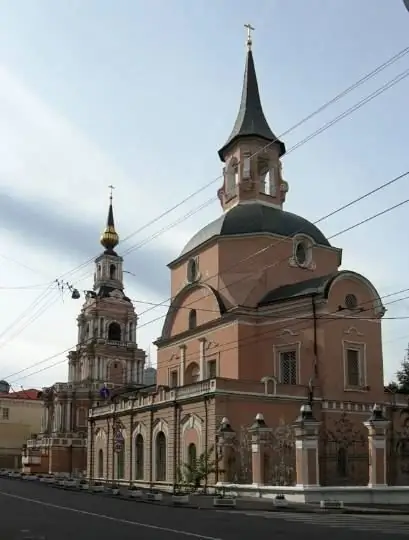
135 434 144 480
97 449 104 478
155 431 167 481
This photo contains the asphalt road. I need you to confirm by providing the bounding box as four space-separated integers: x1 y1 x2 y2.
1 478 409 539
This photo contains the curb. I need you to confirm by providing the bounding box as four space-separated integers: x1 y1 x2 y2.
58 486 409 515
6 479 409 517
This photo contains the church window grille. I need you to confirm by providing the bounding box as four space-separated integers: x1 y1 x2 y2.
346 348 362 387
279 350 297 385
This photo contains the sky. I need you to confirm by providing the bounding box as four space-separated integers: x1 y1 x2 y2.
0 0 408 388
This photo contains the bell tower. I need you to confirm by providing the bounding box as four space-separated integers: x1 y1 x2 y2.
68 188 146 388
217 24 289 212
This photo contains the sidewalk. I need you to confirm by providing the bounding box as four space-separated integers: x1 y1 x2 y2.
190 494 409 515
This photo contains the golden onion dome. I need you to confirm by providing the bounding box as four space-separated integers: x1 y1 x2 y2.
100 187 119 252
100 225 119 250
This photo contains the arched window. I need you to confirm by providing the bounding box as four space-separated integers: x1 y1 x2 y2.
258 159 275 196
128 322 133 342
135 434 144 480
117 445 125 479
99 317 104 338
108 322 121 341
97 449 104 478
185 362 200 384
155 431 167 481
109 264 116 280
188 309 197 330
187 443 197 469
97 264 101 277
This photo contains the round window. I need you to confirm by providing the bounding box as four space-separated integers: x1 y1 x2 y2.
295 242 307 266
345 293 358 309
187 258 198 283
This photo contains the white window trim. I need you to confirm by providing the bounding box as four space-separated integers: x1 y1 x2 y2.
206 357 218 378
168 367 179 388
342 339 367 389
274 342 301 385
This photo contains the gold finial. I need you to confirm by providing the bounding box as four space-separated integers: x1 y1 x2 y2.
100 186 119 251
244 23 255 50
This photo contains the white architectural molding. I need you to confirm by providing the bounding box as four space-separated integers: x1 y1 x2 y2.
152 419 169 482
181 414 203 464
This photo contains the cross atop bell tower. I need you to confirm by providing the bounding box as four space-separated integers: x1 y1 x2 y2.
217 26 289 212
244 23 254 50
94 187 123 293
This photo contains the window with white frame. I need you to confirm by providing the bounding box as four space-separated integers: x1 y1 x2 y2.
207 359 217 378
346 347 362 387
279 350 297 385
170 370 178 388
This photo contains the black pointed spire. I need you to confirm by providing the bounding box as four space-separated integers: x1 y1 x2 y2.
100 186 119 253
218 32 285 162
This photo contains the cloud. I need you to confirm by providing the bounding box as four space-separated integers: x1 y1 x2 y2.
0 64 196 255
0 191 174 297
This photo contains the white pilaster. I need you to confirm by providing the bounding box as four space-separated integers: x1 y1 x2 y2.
199 338 206 380
66 400 72 432
179 345 186 386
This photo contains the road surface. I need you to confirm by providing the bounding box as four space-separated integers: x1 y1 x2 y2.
1 478 409 539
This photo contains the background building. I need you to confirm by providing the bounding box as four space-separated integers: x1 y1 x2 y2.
23 196 146 475
0 382 42 469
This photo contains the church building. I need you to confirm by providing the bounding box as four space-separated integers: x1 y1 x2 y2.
25 29 409 489
22 195 146 474
85 29 406 490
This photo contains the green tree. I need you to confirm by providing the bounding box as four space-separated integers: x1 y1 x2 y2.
387 347 409 395
179 445 219 489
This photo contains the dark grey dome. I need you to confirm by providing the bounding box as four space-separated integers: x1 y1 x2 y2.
181 203 330 256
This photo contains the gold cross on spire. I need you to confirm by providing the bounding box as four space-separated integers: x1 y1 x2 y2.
244 23 255 50
108 184 115 202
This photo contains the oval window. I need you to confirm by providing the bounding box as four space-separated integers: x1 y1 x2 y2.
295 242 307 266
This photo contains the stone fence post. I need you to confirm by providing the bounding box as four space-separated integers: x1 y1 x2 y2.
248 413 271 486
292 404 321 487
364 404 389 487
216 417 236 483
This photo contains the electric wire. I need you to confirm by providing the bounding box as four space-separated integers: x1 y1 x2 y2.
2 48 409 380
6 285 409 386
49 46 409 286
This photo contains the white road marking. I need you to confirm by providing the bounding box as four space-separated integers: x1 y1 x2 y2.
0 490 223 540
221 509 409 535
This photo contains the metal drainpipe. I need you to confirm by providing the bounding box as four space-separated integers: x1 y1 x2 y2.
149 408 154 489
111 401 116 485
129 408 134 486
105 417 109 482
172 400 178 491
204 396 209 493
89 418 94 484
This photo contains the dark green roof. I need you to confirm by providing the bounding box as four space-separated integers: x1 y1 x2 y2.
180 203 330 257
258 273 335 306
218 49 285 161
